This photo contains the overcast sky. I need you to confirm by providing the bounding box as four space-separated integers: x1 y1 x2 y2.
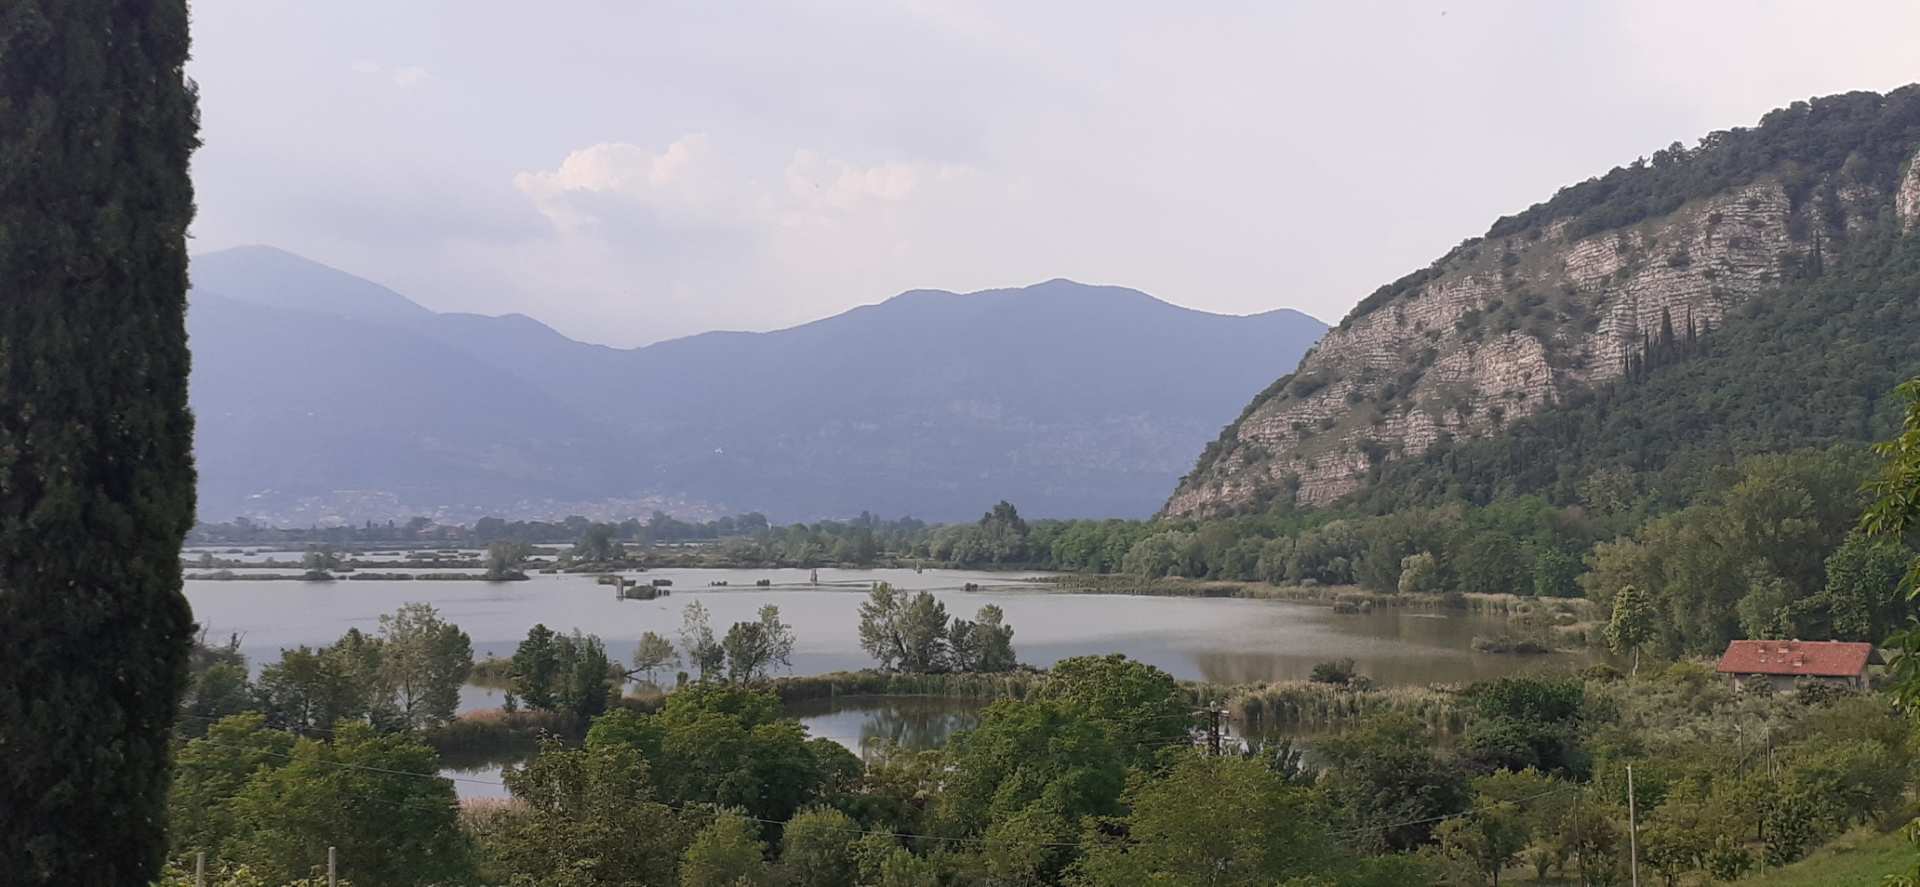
186 1 1920 347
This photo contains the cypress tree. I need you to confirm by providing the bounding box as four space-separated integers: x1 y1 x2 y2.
0 2 199 883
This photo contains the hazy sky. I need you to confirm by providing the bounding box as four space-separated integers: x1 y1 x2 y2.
187 1 1920 346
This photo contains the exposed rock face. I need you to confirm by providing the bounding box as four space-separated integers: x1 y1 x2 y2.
1167 151 1920 517
1899 154 1920 233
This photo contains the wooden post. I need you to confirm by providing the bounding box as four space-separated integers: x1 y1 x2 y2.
194 851 205 887
328 846 337 887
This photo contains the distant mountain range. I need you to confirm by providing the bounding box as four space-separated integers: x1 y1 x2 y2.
188 246 1326 524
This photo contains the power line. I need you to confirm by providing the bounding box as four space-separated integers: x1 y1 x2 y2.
1326 783 1577 840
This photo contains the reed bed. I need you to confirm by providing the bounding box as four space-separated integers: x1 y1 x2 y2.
1207 680 1467 734
423 708 571 767
1040 574 1602 622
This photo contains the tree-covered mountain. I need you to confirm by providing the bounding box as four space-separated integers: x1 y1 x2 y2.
1168 86 1920 518
188 247 1325 523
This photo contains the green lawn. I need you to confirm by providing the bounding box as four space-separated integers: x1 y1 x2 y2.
1739 828 1913 886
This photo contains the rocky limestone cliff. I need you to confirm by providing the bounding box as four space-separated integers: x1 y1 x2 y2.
1900 152 1920 233
1167 127 1920 517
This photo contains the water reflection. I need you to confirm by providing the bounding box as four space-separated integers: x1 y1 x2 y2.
788 696 984 758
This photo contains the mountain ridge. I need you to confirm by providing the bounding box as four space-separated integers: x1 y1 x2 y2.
1167 86 1920 518
187 248 1327 524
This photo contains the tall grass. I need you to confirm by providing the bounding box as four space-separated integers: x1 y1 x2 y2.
1040 575 1602 621
1205 680 1467 734
423 708 570 768
469 656 513 688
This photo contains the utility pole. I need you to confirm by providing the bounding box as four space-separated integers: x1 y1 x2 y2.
1572 787 1582 886
194 851 204 887
1627 765 1640 887
328 846 337 887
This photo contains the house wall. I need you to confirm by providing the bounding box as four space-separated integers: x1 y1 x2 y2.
1728 672 1864 693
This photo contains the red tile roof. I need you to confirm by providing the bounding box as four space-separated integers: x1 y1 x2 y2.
1715 640 1873 677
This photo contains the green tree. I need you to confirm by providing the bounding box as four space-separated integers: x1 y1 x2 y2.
1638 790 1726 887
1813 532 1911 641
0 4 200 876
572 523 623 563
857 583 950 672
180 633 256 738
1039 654 1190 767
1868 380 1920 707
552 630 613 725
1532 547 1584 598
679 814 771 887
963 604 1017 672
221 724 472 886
757 604 795 673
1075 755 1329 886
1436 800 1530 886
587 685 850 824
630 631 679 686
377 602 472 729
1606 584 1657 676
488 739 689 886
167 714 296 861
302 545 342 576
1455 531 1530 596
1316 715 1470 852
680 601 725 681
483 540 531 581
722 621 776 684
976 500 1031 564
1398 550 1442 594
509 623 561 711
778 806 861 887
938 698 1127 839
256 630 390 735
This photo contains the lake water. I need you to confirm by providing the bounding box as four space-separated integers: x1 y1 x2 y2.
183 567 1595 687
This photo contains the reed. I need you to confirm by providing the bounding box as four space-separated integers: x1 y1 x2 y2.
1205 680 1467 734
469 656 513 688
423 708 572 767
1039 574 1602 621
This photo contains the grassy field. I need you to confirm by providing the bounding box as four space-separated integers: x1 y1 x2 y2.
1737 828 1912 886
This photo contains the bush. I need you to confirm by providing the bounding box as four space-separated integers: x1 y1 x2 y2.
1310 658 1358 685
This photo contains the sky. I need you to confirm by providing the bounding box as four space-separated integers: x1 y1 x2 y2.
186 1 1920 347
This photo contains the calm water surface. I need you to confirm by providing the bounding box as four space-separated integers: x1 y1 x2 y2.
184 567 1593 687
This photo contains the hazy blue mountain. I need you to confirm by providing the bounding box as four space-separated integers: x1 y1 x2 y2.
188 246 1325 523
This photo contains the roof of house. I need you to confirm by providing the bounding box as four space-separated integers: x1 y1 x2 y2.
1715 640 1874 677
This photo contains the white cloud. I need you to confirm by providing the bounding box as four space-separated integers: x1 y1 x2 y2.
500 135 1008 340
348 58 427 88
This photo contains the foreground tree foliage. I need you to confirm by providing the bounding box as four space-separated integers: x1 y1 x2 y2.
171 716 470 886
0 1 201 882
158 625 1920 887
1075 755 1331 886
584 685 860 825
481 739 690 886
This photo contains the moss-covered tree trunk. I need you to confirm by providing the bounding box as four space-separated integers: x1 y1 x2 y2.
0 1 199 883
